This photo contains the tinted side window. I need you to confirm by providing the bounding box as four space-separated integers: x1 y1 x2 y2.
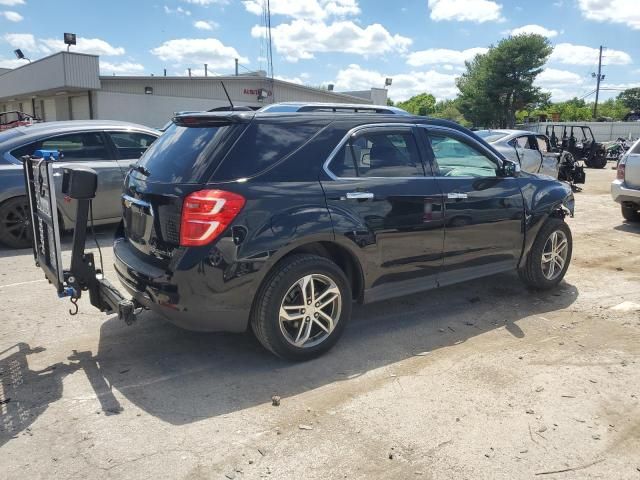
41 133 110 160
214 121 323 180
330 131 424 178
109 132 157 159
10 141 39 160
427 133 498 178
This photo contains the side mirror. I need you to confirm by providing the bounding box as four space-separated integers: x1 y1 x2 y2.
62 166 98 200
501 160 520 177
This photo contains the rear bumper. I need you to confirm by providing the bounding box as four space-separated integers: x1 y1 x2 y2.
611 179 640 205
113 238 251 332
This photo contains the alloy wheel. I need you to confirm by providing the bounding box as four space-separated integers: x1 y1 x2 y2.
541 230 568 281
278 273 342 348
2 201 30 246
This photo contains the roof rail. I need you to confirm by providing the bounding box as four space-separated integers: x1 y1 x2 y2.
258 102 409 115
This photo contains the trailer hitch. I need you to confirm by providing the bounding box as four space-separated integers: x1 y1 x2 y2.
24 154 141 324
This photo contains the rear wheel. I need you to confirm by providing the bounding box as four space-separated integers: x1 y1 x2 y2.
587 151 607 169
0 196 33 249
519 218 572 290
251 254 352 361
621 204 640 222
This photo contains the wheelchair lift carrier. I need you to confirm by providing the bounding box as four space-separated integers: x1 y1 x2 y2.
23 153 139 324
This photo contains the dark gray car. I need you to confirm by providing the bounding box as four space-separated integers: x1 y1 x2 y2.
0 120 159 248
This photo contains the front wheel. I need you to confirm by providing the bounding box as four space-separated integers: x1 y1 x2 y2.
251 254 352 361
519 218 572 290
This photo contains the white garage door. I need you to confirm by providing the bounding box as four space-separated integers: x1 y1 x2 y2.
70 95 90 120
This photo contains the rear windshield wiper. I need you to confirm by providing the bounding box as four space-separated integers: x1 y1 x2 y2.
131 164 150 176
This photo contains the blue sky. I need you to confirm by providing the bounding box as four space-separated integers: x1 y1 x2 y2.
0 0 638 102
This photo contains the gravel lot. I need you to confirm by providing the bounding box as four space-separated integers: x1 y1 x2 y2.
1 167 638 479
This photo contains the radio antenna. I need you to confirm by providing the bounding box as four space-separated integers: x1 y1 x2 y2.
220 81 235 110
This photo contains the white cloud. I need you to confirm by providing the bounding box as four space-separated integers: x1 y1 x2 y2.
194 20 217 30
0 56 26 68
1 10 23 21
428 0 504 23
406 47 488 67
164 5 191 15
275 74 309 85
100 61 145 75
3 33 126 56
243 0 359 20
3 32 36 50
507 24 558 38
578 0 640 30
550 43 632 66
251 19 411 62
150 38 248 70
332 63 459 101
40 37 125 56
0 0 25 5
536 68 584 87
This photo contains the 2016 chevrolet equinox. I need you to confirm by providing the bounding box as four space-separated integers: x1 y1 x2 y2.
114 107 574 360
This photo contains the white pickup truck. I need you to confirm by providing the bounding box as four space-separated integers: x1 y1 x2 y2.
612 138 640 222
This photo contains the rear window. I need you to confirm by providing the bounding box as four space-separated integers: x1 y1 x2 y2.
135 123 241 183
475 130 509 143
212 121 323 180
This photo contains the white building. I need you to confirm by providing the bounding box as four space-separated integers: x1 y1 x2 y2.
0 52 386 129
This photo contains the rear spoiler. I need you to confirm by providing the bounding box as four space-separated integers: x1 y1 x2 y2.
173 111 254 127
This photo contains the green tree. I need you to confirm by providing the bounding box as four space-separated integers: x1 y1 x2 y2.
396 93 436 116
432 99 470 126
617 87 640 111
456 34 553 128
596 98 630 120
386 98 395 106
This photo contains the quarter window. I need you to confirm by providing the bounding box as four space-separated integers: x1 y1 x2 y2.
330 131 424 178
41 133 110 160
427 132 498 178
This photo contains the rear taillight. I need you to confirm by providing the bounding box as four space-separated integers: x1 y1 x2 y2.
616 159 626 181
180 189 245 247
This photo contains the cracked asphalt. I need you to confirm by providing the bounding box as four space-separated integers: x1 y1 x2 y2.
1 167 639 479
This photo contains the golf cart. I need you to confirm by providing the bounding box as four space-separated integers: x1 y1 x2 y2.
545 124 608 169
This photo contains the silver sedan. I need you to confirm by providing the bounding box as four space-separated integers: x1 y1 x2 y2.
476 129 562 178
0 120 159 248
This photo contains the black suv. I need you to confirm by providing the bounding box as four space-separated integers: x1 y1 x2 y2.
114 106 574 360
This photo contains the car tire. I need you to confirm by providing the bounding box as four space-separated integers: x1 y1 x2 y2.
0 196 33 249
518 218 572 290
251 254 352 361
621 204 640 222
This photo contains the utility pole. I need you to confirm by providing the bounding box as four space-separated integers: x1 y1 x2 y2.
235 58 239 76
593 45 605 119
204 64 208 77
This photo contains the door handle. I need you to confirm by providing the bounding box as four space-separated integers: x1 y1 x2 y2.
447 192 468 199
345 192 374 200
